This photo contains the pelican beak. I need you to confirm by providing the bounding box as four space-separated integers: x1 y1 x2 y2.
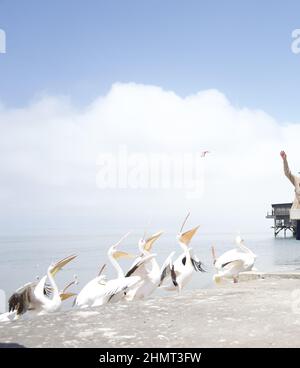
144 231 164 252
50 254 77 277
60 292 77 301
179 226 200 245
113 251 136 260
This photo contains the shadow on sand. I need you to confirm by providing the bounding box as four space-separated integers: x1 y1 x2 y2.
0 342 26 348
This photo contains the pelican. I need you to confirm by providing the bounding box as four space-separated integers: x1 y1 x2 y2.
75 233 142 308
125 231 174 300
160 213 205 292
212 235 257 283
0 255 77 322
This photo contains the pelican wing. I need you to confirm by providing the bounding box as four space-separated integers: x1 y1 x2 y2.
43 283 53 297
215 249 243 270
125 254 156 278
15 282 36 294
170 265 178 287
8 292 28 315
191 253 206 272
105 276 140 296
8 284 35 315
125 256 143 277
106 276 141 302
191 258 205 272
221 259 243 269
16 281 52 296
159 251 175 286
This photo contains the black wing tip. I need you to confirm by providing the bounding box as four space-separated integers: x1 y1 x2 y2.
192 258 206 273
171 265 178 287
8 292 26 315
125 269 134 278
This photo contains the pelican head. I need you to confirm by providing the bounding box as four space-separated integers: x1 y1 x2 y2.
107 232 136 260
108 245 136 260
235 235 244 246
138 238 146 253
177 226 200 248
235 235 256 257
140 231 164 253
177 212 200 249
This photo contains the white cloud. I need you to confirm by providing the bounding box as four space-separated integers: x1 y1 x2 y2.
0 82 299 235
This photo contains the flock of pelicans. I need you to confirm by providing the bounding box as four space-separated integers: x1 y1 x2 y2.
0 214 257 322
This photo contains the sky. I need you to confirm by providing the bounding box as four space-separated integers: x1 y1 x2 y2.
1 0 300 121
0 1 300 235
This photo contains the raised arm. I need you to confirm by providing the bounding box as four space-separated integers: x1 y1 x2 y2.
280 151 295 186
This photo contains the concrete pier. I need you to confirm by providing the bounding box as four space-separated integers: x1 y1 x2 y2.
1 276 300 348
239 271 300 281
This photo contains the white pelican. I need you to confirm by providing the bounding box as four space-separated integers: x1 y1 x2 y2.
212 235 257 283
125 231 175 300
75 234 142 308
0 255 77 322
160 213 205 292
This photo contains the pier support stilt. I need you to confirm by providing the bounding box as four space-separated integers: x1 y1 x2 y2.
296 221 300 241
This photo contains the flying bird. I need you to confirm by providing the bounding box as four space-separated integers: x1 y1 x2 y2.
201 150 210 158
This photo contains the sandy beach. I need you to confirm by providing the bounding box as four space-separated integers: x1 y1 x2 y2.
1 274 300 348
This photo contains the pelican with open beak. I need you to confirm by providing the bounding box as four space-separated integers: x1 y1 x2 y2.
124 231 166 300
75 233 141 308
160 213 205 292
0 255 77 322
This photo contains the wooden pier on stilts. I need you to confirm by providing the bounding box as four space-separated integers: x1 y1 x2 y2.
266 203 296 238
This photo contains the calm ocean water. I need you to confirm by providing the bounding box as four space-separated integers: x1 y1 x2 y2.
1 231 300 302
